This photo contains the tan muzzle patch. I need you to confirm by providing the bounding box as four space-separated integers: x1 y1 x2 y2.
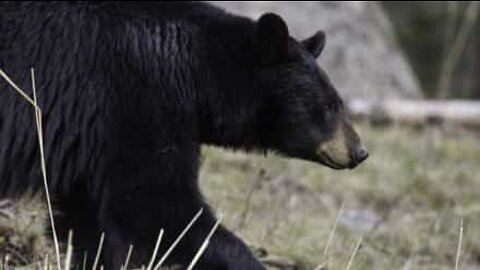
316 121 352 168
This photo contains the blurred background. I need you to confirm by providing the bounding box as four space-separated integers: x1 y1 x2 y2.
1 1 479 270
213 1 480 100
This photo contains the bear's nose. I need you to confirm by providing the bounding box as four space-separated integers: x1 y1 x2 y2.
354 147 369 164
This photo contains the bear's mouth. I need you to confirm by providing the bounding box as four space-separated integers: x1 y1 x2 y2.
317 151 347 170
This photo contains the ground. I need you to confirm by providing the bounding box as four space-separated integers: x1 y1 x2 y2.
1 123 480 269
200 123 480 270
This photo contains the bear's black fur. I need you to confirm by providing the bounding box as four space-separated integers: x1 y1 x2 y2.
0 2 367 269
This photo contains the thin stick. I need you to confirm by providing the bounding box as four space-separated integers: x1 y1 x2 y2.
186 215 223 270
324 203 344 256
0 69 37 107
147 229 164 270
436 1 479 98
455 219 464 270
43 254 49 270
82 252 88 270
1 69 62 269
122 245 134 270
442 1 459 60
345 236 363 270
314 203 345 270
31 68 62 270
64 230 74 270
4 255 9 270
237 168 264 230
154 208 204 270
92 232 105 270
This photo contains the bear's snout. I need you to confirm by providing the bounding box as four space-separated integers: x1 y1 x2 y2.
347 146 369 169
354 147 369 164
316 117 368 170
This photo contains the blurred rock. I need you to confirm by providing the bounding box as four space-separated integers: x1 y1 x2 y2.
340 208 383 232
211 1 422 99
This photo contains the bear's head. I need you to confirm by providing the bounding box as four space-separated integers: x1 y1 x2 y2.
253 13 368 170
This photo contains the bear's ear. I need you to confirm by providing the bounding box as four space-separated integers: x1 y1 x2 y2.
253 13 289 64
302 31 326 58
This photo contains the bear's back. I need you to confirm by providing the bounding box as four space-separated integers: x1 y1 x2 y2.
0 1 216 196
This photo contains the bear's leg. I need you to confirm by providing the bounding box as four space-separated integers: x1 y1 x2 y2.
193 211 266 270
55 180 101 268
101 200 264 270
99 144 264 269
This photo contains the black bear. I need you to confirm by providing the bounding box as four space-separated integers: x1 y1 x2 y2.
0 2 368 269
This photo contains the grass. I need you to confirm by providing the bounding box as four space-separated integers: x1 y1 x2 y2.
0 197 52 268
0 123 479 269
199 123 480 270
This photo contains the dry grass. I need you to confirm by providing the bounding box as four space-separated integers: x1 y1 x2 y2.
0 123 479 269
200 123 480 270
1 123 480 269
0 197 52 268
